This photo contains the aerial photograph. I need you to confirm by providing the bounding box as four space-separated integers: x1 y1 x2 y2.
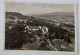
5 2 75 52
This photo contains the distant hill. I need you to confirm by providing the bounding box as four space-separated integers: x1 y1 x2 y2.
32 12 74 25
38 12 74 16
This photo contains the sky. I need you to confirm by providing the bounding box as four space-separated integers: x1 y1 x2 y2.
6 2 74 15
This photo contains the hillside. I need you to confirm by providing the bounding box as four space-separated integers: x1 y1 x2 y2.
6 12 75 33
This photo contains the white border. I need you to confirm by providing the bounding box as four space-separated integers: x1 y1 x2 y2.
4 1 77 54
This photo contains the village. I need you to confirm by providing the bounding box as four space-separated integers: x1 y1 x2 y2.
5 13 75 51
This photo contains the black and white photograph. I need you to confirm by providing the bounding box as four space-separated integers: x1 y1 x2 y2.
5 2 76 52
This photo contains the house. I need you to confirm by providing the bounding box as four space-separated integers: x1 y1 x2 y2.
25 26 48 34
13 18 18 22
26 26 40 31
19 19 27 23
54 22 60 27
41 26 48 35
9 26 14 29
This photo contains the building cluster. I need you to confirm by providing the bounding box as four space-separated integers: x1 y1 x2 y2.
24 26 48 35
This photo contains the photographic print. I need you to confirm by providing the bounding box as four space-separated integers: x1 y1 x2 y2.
5 2 76 52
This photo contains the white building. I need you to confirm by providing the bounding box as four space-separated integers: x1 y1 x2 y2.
25 26 48 34
9 26 14 29
42 26 48 35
